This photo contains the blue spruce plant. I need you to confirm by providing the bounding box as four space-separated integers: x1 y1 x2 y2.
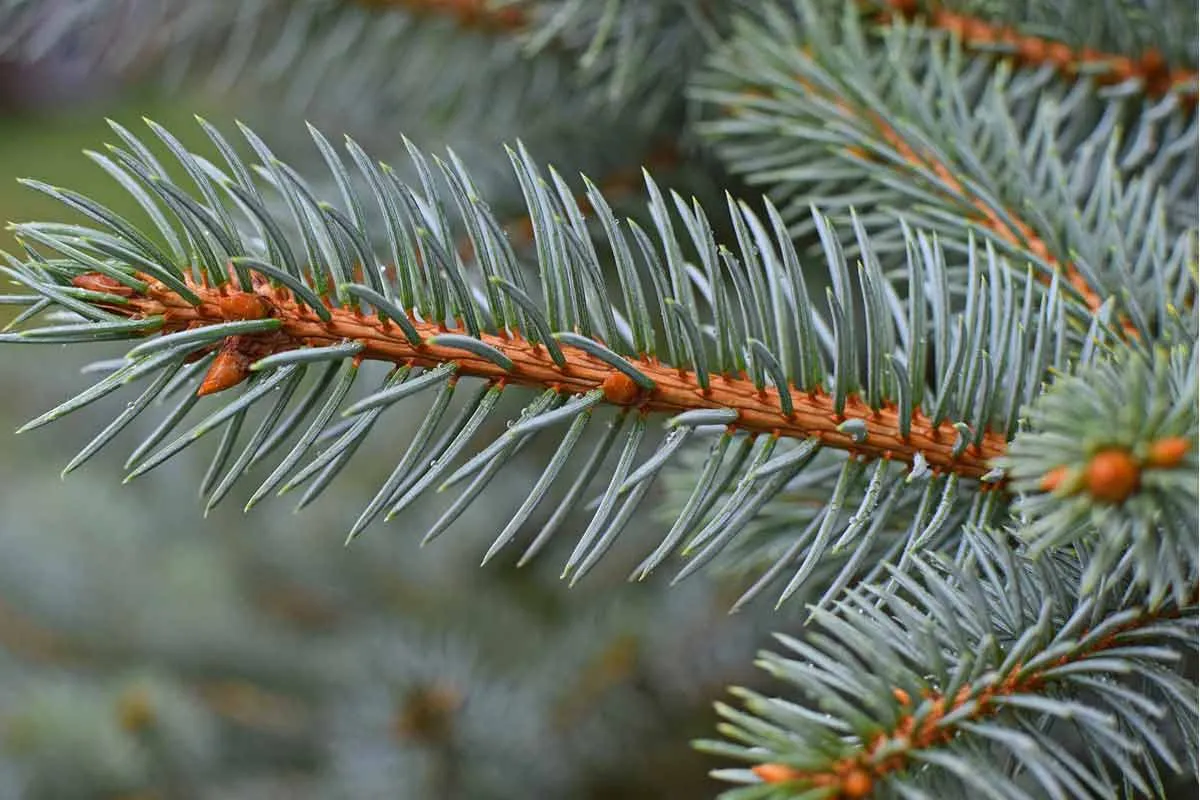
0 0 1196 796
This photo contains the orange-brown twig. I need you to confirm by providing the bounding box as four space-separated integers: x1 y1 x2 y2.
875 0 1197 107
72 270 1010 481
357 0 526 31
752 597 1197 797
870 113 1111 316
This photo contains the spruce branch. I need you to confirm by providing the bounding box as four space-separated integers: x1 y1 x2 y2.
55 269 1008 477
1 0 675 187
693 0 1196 340
0 0 528 72
871 0 1199 106
488 0 1200 112
1 2 1196 796
0 593 313 737
702 530 1199 798
0 119 1057 587
999 331 1199 605
654 318 1196 610
846 93 1111 321
359 0 527 30
488 0 738 112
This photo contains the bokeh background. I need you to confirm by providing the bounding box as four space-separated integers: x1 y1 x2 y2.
0 8 787 799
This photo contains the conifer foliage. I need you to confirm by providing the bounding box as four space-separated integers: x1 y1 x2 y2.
0 0 1196 796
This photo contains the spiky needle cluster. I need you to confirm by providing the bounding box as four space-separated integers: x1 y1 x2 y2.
3 116 1073 590
704 531 1198 799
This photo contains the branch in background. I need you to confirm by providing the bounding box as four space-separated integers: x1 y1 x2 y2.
481 0 731 117
867 107 1113 319
358 0 526 30
195 680 313 736
0 594 72 663
725 77 1112 323
0 592 314 736
874 0 1198 106
698 3 1196 346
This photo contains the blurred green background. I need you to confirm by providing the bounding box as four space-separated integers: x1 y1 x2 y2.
0 95 210 251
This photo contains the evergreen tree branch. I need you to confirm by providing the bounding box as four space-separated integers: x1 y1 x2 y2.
836 89 1111 321
654 442 995 609
872 0 1199 106
703 530 1199 797
693 0 1196 341
44 266 1007 477
656 321 1197 609
360 0 527 30
1 2 1195 796
719 78 1117 333
1 119 1056 587
487 0 738 112
0 594 73 664
1 121 1183 609
1 0 675 179
0 591 313 736
489 0 1200 113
